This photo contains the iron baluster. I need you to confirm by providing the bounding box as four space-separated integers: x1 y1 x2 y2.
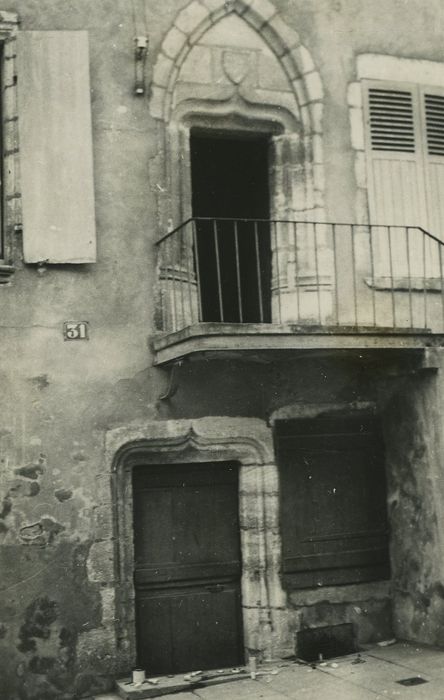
313 222 322 325
293 221 301 323
213 219 224 322
192 219 203 322
423 230 427 329
186 221 194 324
387 225 396 328
369 225 376 328
351 224 358 327
254 220 264 323
406 227 413 329
234 220 243 323
273 221 282 323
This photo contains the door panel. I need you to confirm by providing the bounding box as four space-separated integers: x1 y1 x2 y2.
136 583 242 674
132 462 243 675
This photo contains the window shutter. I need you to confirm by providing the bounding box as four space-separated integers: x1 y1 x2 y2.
364 81 428 230
17 32 96 264
424 93 444 156
277 417 390 589
423 90 444 241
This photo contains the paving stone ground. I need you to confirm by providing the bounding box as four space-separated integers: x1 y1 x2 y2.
93 642 444 700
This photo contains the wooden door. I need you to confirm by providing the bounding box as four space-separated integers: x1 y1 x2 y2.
276 416 390 589
132 462 244 675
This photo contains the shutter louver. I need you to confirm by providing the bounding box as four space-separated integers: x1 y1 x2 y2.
425 93 444 156
17 32 96 264
368 88 415 153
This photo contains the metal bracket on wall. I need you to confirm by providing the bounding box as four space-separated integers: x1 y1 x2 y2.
421 346 442 372
159 360 183 401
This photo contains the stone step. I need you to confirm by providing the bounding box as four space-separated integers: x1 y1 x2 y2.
116 667 249 699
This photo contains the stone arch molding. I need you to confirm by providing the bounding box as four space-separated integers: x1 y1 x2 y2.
107 416 274 468
150 0 324 133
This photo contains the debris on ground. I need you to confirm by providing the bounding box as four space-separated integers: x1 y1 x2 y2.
352 654 366 664
377 638 397 647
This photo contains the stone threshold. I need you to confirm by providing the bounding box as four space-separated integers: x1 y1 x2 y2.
116 666 250 699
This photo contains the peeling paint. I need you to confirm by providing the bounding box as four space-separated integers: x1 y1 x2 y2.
15 463 45 479
0 496 12 519
28 374 50 390
18 597 58 654
71 451 87 462
54 488 73 502
8 480 41 498
19 518 65 546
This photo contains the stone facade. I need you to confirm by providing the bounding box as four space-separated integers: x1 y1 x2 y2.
2 1 444 699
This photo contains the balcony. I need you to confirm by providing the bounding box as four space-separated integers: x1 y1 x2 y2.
153 218 444 364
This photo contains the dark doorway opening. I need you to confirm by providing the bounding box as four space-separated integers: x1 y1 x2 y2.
132 462 244 675
190 132 271 323
297 624 357 662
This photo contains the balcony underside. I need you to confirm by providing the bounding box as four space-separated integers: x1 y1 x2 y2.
152 322 444 365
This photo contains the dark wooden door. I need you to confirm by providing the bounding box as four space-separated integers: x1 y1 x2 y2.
132 462 244 675
276 416 390 589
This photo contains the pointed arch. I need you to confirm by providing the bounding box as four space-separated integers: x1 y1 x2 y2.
150 0 323 134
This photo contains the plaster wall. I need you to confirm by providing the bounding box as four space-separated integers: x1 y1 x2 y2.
2 1 444 698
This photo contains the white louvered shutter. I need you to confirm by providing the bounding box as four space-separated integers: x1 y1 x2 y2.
422 90 444 242
365 82 428 230
363 81 444 279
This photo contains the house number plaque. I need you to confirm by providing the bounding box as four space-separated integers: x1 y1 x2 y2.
63 321 89 341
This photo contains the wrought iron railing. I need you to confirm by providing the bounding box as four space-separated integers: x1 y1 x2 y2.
156 218 444 334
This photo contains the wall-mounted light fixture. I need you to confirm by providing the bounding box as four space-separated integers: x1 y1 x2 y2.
134 35 148 95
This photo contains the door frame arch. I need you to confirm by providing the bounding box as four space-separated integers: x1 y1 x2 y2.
106 417 292 670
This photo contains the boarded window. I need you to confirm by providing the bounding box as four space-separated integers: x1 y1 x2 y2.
17 31 96 264
276 415 390 589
